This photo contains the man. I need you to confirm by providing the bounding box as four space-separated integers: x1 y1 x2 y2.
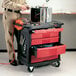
2 0 29 66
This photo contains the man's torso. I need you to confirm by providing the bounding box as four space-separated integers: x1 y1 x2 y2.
10 0 25 5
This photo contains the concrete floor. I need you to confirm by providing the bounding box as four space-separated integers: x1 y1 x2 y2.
0 52 76 76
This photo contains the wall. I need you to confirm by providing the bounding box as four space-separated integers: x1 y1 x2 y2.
0 0 76 13
27 0 76 13
53 14 76 49
0 15 6 49
0 14 76 49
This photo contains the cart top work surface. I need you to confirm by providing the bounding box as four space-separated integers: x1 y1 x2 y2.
23 21 64 31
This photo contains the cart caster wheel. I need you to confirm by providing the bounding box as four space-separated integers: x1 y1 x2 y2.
28 66 34 72
52 61 60 67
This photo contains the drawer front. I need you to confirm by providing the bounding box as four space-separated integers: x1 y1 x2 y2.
31 37 59 45
31 55 58 63
57 45 66 54
32 32 59 39
31 28 63 39
33 45 66 58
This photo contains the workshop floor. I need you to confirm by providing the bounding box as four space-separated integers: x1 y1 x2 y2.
0 52 76 76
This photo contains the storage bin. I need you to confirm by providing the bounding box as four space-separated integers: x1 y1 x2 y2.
31 55 58 63
31 28 63 39
31 37 59 45
32 44 66 58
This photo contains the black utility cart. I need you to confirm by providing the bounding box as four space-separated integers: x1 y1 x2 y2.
17 21 66 72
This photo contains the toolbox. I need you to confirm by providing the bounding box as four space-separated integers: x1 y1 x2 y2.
17 21 66 72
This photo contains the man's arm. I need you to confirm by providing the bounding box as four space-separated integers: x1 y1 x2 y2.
23 1 30 10
2 0 27 10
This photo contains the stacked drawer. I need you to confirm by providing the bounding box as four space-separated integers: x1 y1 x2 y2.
31 28 66 63
31 28 63 45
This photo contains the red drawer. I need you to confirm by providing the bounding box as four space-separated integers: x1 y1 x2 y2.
33 44 66 58
31 55 58 63
31 37 59 45
31 28 63 39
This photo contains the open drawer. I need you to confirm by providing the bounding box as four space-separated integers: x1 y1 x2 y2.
32 44 66 58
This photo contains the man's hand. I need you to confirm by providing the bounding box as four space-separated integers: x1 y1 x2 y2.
20 5 30 10
25 4 30 10
20 4 30 14
21 5 27 10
